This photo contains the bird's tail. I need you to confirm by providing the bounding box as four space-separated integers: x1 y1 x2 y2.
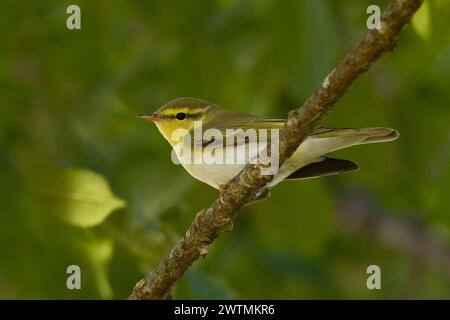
293 127 399 162
311 127 399 149
352 127 400 144
278 127 399 183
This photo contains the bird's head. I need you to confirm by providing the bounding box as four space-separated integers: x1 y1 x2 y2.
138 97 219 145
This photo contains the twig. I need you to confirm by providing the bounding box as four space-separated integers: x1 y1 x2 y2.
129 0 424 300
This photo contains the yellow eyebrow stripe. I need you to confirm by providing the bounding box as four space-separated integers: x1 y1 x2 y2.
161 106 210 118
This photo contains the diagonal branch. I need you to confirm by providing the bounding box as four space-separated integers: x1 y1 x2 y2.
129 0 424 300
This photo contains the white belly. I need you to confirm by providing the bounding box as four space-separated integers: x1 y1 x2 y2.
182 162 245 189
172 136 331 189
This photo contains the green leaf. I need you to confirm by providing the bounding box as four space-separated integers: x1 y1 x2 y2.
412 1 431 41
36 168 126 228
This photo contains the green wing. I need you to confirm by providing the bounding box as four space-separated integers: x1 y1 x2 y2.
194 109 397 148
196 114 286 147
198 115 346 148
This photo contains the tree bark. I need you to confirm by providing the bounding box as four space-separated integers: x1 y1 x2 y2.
129 0 424 300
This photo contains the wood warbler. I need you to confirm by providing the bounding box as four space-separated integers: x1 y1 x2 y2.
138 97 399 190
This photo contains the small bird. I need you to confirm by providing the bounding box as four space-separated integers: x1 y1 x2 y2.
138 97 399 192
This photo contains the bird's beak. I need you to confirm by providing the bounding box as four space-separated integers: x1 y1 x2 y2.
136 113 161 122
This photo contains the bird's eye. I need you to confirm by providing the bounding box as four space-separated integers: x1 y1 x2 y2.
176 112 186 120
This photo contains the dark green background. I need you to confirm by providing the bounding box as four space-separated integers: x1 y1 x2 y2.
0 0 449 299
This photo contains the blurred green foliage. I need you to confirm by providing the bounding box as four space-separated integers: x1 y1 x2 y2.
0 0 449 299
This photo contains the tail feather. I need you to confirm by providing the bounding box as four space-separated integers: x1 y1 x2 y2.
291 127 399 163
357 127 400 144
311 127 399 147
278 127 399 183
